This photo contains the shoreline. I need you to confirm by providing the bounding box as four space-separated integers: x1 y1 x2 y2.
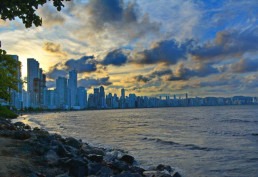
0 117 183 177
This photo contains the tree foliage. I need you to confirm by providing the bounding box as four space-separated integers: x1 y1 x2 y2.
0 49 21 102
0 0 70 28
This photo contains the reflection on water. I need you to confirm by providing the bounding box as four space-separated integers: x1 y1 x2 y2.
17 106 258 177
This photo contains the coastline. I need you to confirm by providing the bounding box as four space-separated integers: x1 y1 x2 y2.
0 117 183 177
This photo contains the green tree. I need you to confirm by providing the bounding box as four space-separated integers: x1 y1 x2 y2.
0 0 70 28
0 49 21 102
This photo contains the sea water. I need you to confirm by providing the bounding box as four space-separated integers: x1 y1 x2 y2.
17 106 258 177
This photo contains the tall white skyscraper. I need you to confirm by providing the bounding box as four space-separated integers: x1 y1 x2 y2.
27 58 40 108
56 77 67 108
68 70 77 108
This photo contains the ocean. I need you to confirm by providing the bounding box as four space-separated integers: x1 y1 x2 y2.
17 106 258 177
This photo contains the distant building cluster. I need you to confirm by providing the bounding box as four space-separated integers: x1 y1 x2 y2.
2 56 258 110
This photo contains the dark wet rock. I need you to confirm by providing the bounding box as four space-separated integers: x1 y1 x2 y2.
14 121 26 128
115 171 142 177
88 154 103 163
96 166 113 177
67 158 88 177
109 160 130 173
24 124 31 130
14 130 31 140
172 172 182 177
88 163 103 175
120 154 135 165
55 172 70 177
129 166 145 175
156 164 173 173
45 150 60 166
64 137 82 149
57 143 72 157
34 143 50 156
0 130 15 137
81 144 105 156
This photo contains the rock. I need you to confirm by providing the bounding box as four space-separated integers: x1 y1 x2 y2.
24 124 31 130
55 172 70 177
115 171 142 177
88 163 103 176
67 158 88 177
81 145 105 156
129 166 145 175
120 155 135 165
57 143 72 157
14 130 31 140
96 166 113 177
156 164 173 173
64 137 82 149
172 172 182 177
88 154 103 163
109 160 130 173
14 122 25 128
45 150 59 166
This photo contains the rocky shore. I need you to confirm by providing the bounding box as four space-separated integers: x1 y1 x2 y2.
0 118 182 177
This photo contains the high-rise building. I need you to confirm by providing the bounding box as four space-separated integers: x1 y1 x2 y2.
99 86 106 108
9 55 22 109
93 88 99 108
120 88 125 108
56 77 68 109
77 87 87 109
68 70 77 108
27 58 41 108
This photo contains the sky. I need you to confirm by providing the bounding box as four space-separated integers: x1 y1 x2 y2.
0 0 258 97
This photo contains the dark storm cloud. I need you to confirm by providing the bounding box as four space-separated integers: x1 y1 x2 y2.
101 49 128 66
133 39 193 65
65 56 97 73
78 76 112 88
230 58 258 73
69 0 159 40
47 55 98 80
167 63 219 81
47 63 67 80
191 29 258 61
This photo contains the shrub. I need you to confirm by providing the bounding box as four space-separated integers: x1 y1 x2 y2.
0 106 18 119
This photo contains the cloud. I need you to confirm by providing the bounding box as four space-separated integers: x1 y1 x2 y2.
191 28 258 61
43 42 67 57
101 49 128 66
78 76 112 88
132 39 193 65
230 58 258 73
65 56 97 73
39 5 66 27
46 63 67 80
167 63 219 81
46 55 98 80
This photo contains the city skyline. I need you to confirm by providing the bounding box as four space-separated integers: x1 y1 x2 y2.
6 57 256 110
1 0 258 97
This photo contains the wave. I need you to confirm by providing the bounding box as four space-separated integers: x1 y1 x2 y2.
221 119 258 123
142 137 221 151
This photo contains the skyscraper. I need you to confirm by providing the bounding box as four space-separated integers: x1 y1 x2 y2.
56 77 68 109
9 55 22 109
99 86 106 108
68 70 77 108
27 58 39 107
77 87 87 109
